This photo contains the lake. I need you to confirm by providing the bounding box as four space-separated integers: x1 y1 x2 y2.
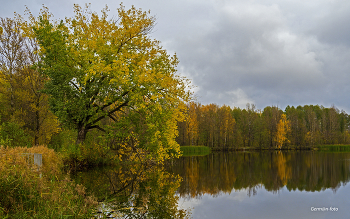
168 151 350 219
72 151 350 218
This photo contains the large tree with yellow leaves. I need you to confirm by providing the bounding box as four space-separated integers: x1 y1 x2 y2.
32 4 191 160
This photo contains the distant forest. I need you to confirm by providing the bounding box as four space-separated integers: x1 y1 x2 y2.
176 103 350 149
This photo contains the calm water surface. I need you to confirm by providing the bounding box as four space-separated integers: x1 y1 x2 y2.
168 151 350 219
72 151 350 218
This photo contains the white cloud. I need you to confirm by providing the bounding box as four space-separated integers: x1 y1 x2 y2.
227 89 254 109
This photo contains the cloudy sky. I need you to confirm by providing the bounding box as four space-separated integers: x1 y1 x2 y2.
2 0 350 112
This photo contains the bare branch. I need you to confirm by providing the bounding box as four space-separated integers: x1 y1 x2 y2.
69 80 80 92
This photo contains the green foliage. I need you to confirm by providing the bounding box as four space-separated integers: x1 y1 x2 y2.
48 128 76 151
64 143 118 169
0 17 60 146
0 122 32 147
31 4 191 161
180 146 210 156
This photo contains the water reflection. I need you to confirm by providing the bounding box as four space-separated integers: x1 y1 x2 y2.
72 151 350 219
166 151 350 219
166 151 350 198
72 163 190 218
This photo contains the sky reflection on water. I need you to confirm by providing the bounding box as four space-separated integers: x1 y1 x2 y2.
178 183 350 219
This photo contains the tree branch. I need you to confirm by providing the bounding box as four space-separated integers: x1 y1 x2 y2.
101 90 129 111
88 100 129 127
88 124 106 132
108 114 118 122
69 80 80 92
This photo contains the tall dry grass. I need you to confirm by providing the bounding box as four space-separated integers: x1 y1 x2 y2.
0 145 98 218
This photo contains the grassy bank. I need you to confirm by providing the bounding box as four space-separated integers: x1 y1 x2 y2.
313 144 350 152
180 146 211 156
209 145 313 151
207 144 350 152
0 145 98 218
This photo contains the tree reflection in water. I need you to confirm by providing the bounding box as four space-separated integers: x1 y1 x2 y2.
72 162 191 219
166 151 350 199
71 151 350 218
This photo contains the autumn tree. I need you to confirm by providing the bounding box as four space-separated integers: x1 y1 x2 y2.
217 105 235 149
205 104 219 148
304 105 321 146
263 106 282 148
186 102 199 146
275 114 291 149
241 104 259 147
31 4 190 160
284 106 306 147
0 17 60 146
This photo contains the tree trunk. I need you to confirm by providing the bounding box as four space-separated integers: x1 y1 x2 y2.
76 126 88 145
34 109 39 145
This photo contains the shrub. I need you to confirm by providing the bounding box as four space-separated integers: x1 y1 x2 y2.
61 141 119 170
0 122 32 147
48 128 76 152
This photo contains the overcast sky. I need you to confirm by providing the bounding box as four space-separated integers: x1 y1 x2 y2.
2 0 350 112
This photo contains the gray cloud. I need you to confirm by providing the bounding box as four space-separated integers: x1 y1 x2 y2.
172 2 328 109
2 0 350 112
310 0 350 46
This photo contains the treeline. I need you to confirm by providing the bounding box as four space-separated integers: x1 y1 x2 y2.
176 102 350 149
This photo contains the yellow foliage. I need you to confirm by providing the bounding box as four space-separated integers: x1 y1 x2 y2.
0 145 98 217
0 145 62 178
276 151 291 185
0 18 61 145
25 3 192 160
187 102 199 146
275 114 291 149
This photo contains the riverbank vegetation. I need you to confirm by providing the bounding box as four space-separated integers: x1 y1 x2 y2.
177 102 350 150
0 145 98 218
314 144 350 152
180 146 211 156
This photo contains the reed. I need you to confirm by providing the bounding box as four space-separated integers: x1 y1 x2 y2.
180 146 211 156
